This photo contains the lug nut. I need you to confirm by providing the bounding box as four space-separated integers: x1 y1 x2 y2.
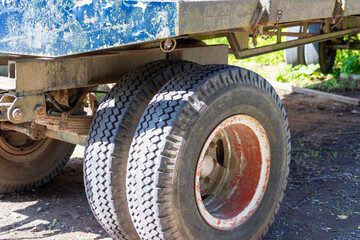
12 108 23 121
204 177 212 184
35 106 46 116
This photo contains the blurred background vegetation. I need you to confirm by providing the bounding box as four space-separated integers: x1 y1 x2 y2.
204 36 360 94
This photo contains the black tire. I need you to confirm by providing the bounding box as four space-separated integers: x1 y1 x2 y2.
305 24 336 74
126 65 291 240
0 131 75 193
84 60 198 240
284 26 305 66
319 41 337 74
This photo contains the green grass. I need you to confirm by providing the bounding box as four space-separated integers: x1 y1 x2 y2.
204 36 360 93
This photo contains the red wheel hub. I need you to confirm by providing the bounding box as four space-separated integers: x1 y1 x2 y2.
195 115 270 230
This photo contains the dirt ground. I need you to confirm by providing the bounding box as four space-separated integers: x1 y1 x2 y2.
0 89 360 240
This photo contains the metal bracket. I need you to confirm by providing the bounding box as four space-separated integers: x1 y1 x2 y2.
0 92 45 124
227 33 249 59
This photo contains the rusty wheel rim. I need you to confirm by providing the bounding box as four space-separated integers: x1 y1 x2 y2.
195 115 271 230
0 130 46 160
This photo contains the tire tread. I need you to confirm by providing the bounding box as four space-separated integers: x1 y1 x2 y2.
127 65 291 240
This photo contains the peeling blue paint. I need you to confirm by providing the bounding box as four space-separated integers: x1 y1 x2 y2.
0 0 179 57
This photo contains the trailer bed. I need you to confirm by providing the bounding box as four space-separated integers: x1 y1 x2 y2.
1 0 360 57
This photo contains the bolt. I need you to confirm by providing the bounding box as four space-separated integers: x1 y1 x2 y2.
35 106 46 116
164 39 173 50
204 177 212 184
160 39 176 52
12 108 23 121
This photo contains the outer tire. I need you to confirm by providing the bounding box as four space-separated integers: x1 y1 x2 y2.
0 132 75 193
284 26 305 66
126 65 291 240
319 41 337 74
84 60 198 240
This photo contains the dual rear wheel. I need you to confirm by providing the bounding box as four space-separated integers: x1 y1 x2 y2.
0 60 290 239
84 61 290 239
285 24 337 74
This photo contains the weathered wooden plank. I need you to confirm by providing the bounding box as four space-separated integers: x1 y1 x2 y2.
270 81 360 106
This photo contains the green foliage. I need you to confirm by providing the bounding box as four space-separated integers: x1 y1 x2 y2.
204 35 360 92
340 55 360 74
204 36 284 65
335 46 360 68
203 37 228 46
308 76 360 93
275 64 325 87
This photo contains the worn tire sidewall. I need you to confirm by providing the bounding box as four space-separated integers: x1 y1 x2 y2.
319 41 336 74
0 138 73 183
173 84 289 239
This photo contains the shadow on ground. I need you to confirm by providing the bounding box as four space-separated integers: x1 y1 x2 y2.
0 157 110 240
0 91 360 240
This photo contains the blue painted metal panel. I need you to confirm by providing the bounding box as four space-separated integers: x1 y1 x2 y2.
0 1 179 57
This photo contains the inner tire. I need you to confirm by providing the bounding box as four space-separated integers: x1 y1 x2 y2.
126 65 291 239
304 24 321 65
0 131 75 193
284 26 305 66
305 24 337 74
83 60 198 240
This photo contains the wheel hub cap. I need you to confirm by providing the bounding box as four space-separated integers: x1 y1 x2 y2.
195 115 271 230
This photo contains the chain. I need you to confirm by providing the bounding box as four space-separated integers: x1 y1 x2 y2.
261 9 283 40
252 9 283 46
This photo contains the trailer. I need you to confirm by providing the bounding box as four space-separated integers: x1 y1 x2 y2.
0 1 359 239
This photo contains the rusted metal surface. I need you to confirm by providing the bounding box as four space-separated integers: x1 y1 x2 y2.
0 125 47 156
34 106 46 117
0 122 33 138
0 121 87 146
0 122 46 141
35 115 93 136
195 115 270 230
0 114 93 145
51 90 70 107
